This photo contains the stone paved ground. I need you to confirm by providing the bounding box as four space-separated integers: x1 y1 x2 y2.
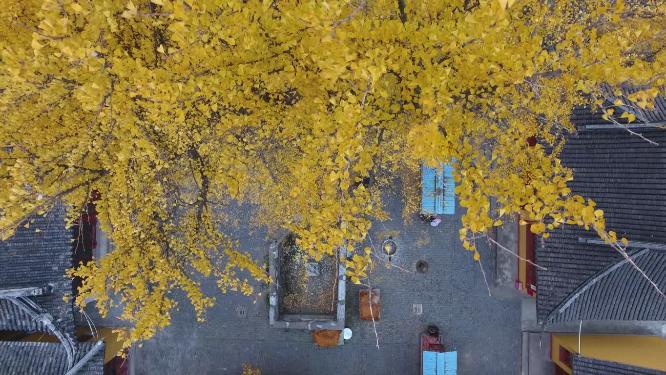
134 192 522 375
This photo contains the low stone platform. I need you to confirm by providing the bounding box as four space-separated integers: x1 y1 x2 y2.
268 235 346 330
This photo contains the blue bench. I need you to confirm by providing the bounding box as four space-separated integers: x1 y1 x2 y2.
423 351 457 375
421 163 455 216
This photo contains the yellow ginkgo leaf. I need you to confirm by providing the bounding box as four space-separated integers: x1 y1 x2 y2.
70 3 84 13
497 0 515 9
31 38 43 51
1 0 658 357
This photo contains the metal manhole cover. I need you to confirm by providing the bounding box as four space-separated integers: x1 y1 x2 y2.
416 260 429 273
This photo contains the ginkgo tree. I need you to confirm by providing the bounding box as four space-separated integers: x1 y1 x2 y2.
0 0 664 348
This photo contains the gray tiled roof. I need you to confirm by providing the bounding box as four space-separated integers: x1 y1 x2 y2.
536 227 624 321
562 128 666 243
546 248 666 323
0 203 75 337
0 340 104 375
537 126 666 322
573 355 665 375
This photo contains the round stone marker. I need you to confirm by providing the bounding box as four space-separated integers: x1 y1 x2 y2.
343 327 353 340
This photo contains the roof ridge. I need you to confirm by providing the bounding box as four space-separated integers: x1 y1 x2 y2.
578 237 666 252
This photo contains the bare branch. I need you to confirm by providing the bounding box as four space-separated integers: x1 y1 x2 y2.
477 256 492 297
485 234 547 271
605 116 659 146
332 1 369 28
397 0 407 23
361 280 380 350
12 21 69 40
610 242 666 299
361 78 373 108
596 90 660 145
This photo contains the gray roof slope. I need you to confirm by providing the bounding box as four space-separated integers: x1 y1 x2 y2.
537 227 624 321
537 127 666 322
0 203 75 337
547 248 666 323
573 355 665 375
562 128 666 243
0 341 104 375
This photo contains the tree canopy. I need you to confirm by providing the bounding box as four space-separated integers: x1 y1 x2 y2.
1 0 664 348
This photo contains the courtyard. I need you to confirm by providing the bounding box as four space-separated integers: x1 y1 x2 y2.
133 193 522 374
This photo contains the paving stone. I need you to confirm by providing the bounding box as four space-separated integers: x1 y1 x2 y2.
133 195 522 374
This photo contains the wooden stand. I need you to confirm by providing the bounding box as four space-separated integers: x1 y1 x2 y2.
312 330 342 347
359 288 381 321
